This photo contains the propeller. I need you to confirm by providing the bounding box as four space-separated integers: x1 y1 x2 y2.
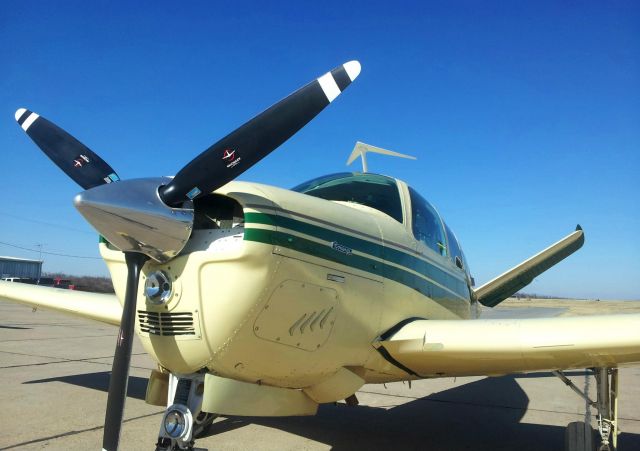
14 108 120 189
14 60 361 450
102 252 147 451
159 60 361 206
13 109 141 449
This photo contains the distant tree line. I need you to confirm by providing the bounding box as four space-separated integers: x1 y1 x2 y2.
513 292 568 300
43 272 115 293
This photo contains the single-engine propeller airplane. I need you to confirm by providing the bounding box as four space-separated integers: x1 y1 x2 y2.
2 60 639 451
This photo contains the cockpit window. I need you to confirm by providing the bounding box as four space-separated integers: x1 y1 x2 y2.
409 187 447 257
445 223 464 269
292 172 403 223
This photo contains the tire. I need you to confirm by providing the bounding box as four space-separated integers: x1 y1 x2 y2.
565 421 595 451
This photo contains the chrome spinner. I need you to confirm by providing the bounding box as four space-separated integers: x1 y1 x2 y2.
74 177 194 263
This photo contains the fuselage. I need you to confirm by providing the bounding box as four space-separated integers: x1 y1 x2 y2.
101 173 477 393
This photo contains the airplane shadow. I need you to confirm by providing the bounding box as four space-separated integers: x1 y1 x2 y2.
207 376 548 451
206 375 640 451
0 324 31 329
24 372 640 450
24 371 148 401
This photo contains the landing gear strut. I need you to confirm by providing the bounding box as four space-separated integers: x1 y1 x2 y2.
154 373 217 451
554 367 619 451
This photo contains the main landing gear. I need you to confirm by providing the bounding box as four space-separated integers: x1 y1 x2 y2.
554 367 619 451
154 373 217 451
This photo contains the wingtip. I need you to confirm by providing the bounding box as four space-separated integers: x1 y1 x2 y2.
344 60 361 81
15 108 27 122
576 224 582 231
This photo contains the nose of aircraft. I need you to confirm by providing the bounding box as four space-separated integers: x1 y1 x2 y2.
74 177 194 262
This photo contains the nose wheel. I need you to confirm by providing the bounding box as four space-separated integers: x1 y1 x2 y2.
154 373 217 451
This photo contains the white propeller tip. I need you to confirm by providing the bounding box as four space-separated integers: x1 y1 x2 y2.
15 108 27 121
344 61 361 81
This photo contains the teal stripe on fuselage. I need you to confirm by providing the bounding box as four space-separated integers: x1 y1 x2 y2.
244 228 466 304
244 212 469 301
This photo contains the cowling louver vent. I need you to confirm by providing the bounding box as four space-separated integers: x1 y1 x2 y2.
138 311 195 336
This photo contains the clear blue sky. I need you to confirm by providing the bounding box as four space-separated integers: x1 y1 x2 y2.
1 1 638 299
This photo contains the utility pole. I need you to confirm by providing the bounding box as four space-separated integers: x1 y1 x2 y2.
34 243 46 280
35 243 44 261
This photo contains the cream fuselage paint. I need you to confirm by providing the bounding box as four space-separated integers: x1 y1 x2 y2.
101 180 471 389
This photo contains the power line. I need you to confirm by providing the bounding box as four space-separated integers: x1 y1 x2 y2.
0 212 94 235
0 240 102 260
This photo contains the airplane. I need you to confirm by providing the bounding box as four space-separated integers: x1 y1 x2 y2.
1 60 639 451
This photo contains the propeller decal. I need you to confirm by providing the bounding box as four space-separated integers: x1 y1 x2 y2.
14 108 120 190
159 60 361 206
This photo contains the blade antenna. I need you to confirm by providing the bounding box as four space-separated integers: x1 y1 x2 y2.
346 141 416 173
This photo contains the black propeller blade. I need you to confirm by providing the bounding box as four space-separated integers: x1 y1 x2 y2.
102 252 148 451
159 60 361 206
14 108 120 189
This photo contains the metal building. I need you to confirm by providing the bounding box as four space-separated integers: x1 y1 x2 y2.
0 256 43 280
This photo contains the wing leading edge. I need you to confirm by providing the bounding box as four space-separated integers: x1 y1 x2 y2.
0 281 121 326
375 314 640 377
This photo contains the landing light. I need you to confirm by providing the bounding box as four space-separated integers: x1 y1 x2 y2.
145 271 172 305
163 408 186 438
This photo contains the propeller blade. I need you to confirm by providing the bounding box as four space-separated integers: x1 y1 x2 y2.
15 108 120 189
159 60 361 206
102 252 148 451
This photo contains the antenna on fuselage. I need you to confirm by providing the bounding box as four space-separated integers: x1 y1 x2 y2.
346 141 416 173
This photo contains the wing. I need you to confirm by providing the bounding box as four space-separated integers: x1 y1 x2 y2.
0 280 121 326
374 314 640 377
474 225 584 307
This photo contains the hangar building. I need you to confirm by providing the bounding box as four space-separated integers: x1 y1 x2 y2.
0 256 43 280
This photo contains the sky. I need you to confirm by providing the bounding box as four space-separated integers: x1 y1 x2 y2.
1 1 638 299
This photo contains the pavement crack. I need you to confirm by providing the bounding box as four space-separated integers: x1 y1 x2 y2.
0 350 149 369
0 333 117 342
357 389 640 421
1 410 164 449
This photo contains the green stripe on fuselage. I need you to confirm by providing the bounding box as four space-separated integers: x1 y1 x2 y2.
244 212 469 301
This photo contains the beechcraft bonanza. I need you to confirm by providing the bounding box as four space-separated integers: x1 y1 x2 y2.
2 60 639 451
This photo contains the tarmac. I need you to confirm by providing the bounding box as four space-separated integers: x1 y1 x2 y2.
1 299 639 450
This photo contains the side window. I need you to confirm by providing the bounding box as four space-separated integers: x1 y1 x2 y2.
445 223 464 270
409 187 447 257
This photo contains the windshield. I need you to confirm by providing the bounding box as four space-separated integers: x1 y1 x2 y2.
292 173 403 223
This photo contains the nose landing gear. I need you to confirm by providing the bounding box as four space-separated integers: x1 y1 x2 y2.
154 373 217 451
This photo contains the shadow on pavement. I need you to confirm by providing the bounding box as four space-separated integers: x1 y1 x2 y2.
23 372 640 450
24 371 148 401
208 375 640 451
